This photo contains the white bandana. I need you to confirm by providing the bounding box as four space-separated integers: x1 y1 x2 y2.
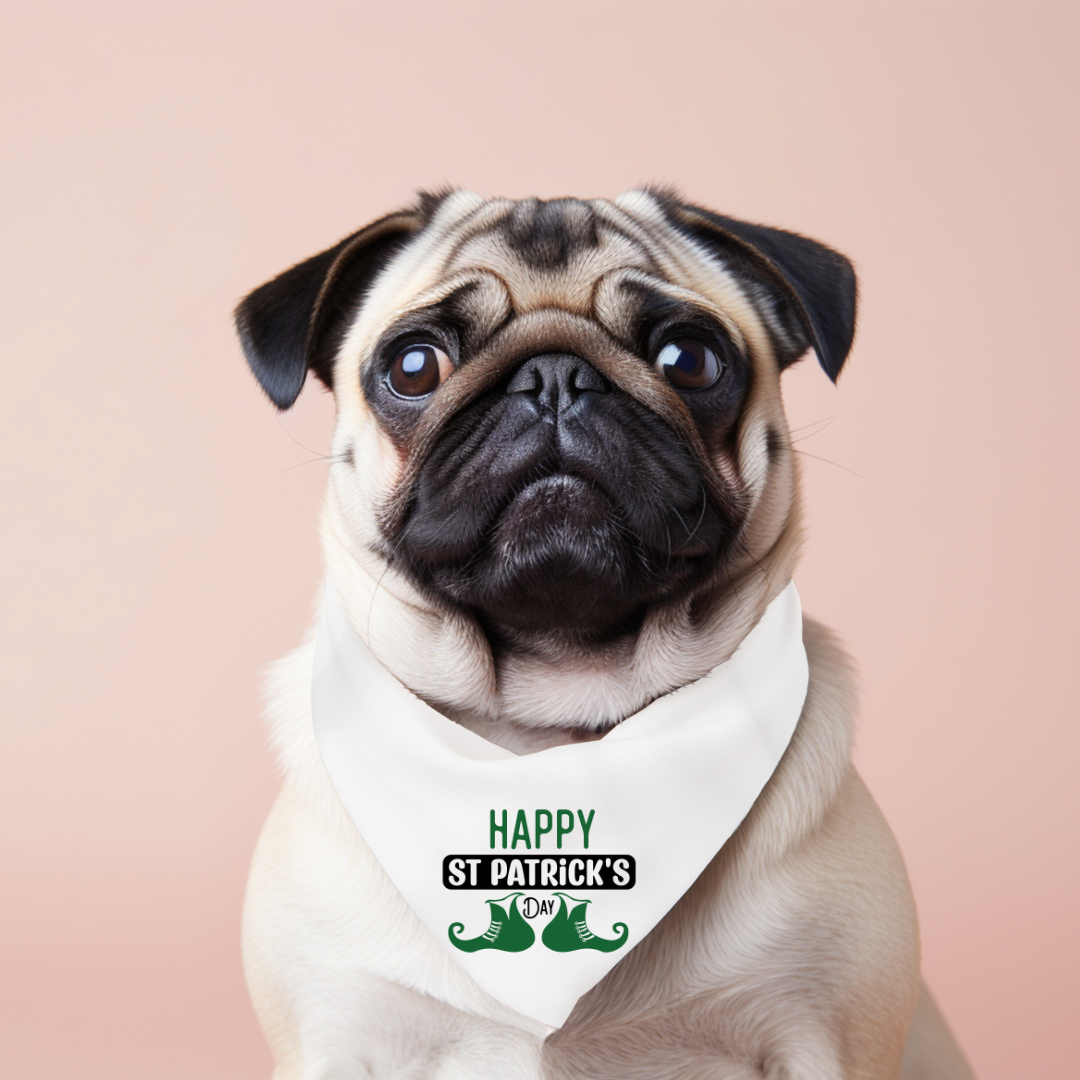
312 581 808 1029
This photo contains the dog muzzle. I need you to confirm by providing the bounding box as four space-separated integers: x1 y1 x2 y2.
312 581 808 1028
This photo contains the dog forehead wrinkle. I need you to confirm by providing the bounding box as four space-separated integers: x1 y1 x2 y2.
445 221 653 317
365 272 514 363
591 197 669 260
593 269 750 355
437 197 520 267
451 274 513 341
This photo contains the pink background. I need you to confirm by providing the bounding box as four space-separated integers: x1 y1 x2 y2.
2 2 1077 1076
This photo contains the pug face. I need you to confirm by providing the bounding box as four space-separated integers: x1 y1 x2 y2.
237 190 855 651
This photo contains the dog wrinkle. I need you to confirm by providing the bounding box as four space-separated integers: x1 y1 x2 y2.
447 220 652 317
448 273 514 350
592 266 750 356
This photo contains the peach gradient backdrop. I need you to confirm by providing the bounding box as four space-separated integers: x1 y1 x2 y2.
2 2 1077 1076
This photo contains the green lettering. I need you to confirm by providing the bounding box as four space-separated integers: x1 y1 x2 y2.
577 809 595 848
556 809 575 848
512 809 532 849
490 809 507 849
535 809 553 847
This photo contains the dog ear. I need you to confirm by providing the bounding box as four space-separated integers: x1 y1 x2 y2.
235 209 425 409
664 199 858 382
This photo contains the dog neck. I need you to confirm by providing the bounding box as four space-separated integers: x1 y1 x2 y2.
320 497 801 755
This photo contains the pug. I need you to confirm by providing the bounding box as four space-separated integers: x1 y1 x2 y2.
235 190 973 1079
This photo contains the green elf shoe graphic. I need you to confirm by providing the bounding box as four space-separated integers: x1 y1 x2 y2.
541 892 629 953
448 893 535 952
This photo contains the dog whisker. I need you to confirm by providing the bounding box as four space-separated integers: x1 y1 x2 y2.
788 415 837 441
276 415 332 458
277 453 343 475
790 448 872 482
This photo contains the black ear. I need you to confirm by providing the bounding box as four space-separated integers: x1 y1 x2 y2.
661 198 858 382
234 209 424 409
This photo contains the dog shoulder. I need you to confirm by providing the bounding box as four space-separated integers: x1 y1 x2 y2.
745 613 858 855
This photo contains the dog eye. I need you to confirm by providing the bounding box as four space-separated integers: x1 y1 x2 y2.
655 339 723 390
387 344 452 398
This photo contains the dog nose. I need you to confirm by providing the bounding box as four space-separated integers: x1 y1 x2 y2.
506 353 608 415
